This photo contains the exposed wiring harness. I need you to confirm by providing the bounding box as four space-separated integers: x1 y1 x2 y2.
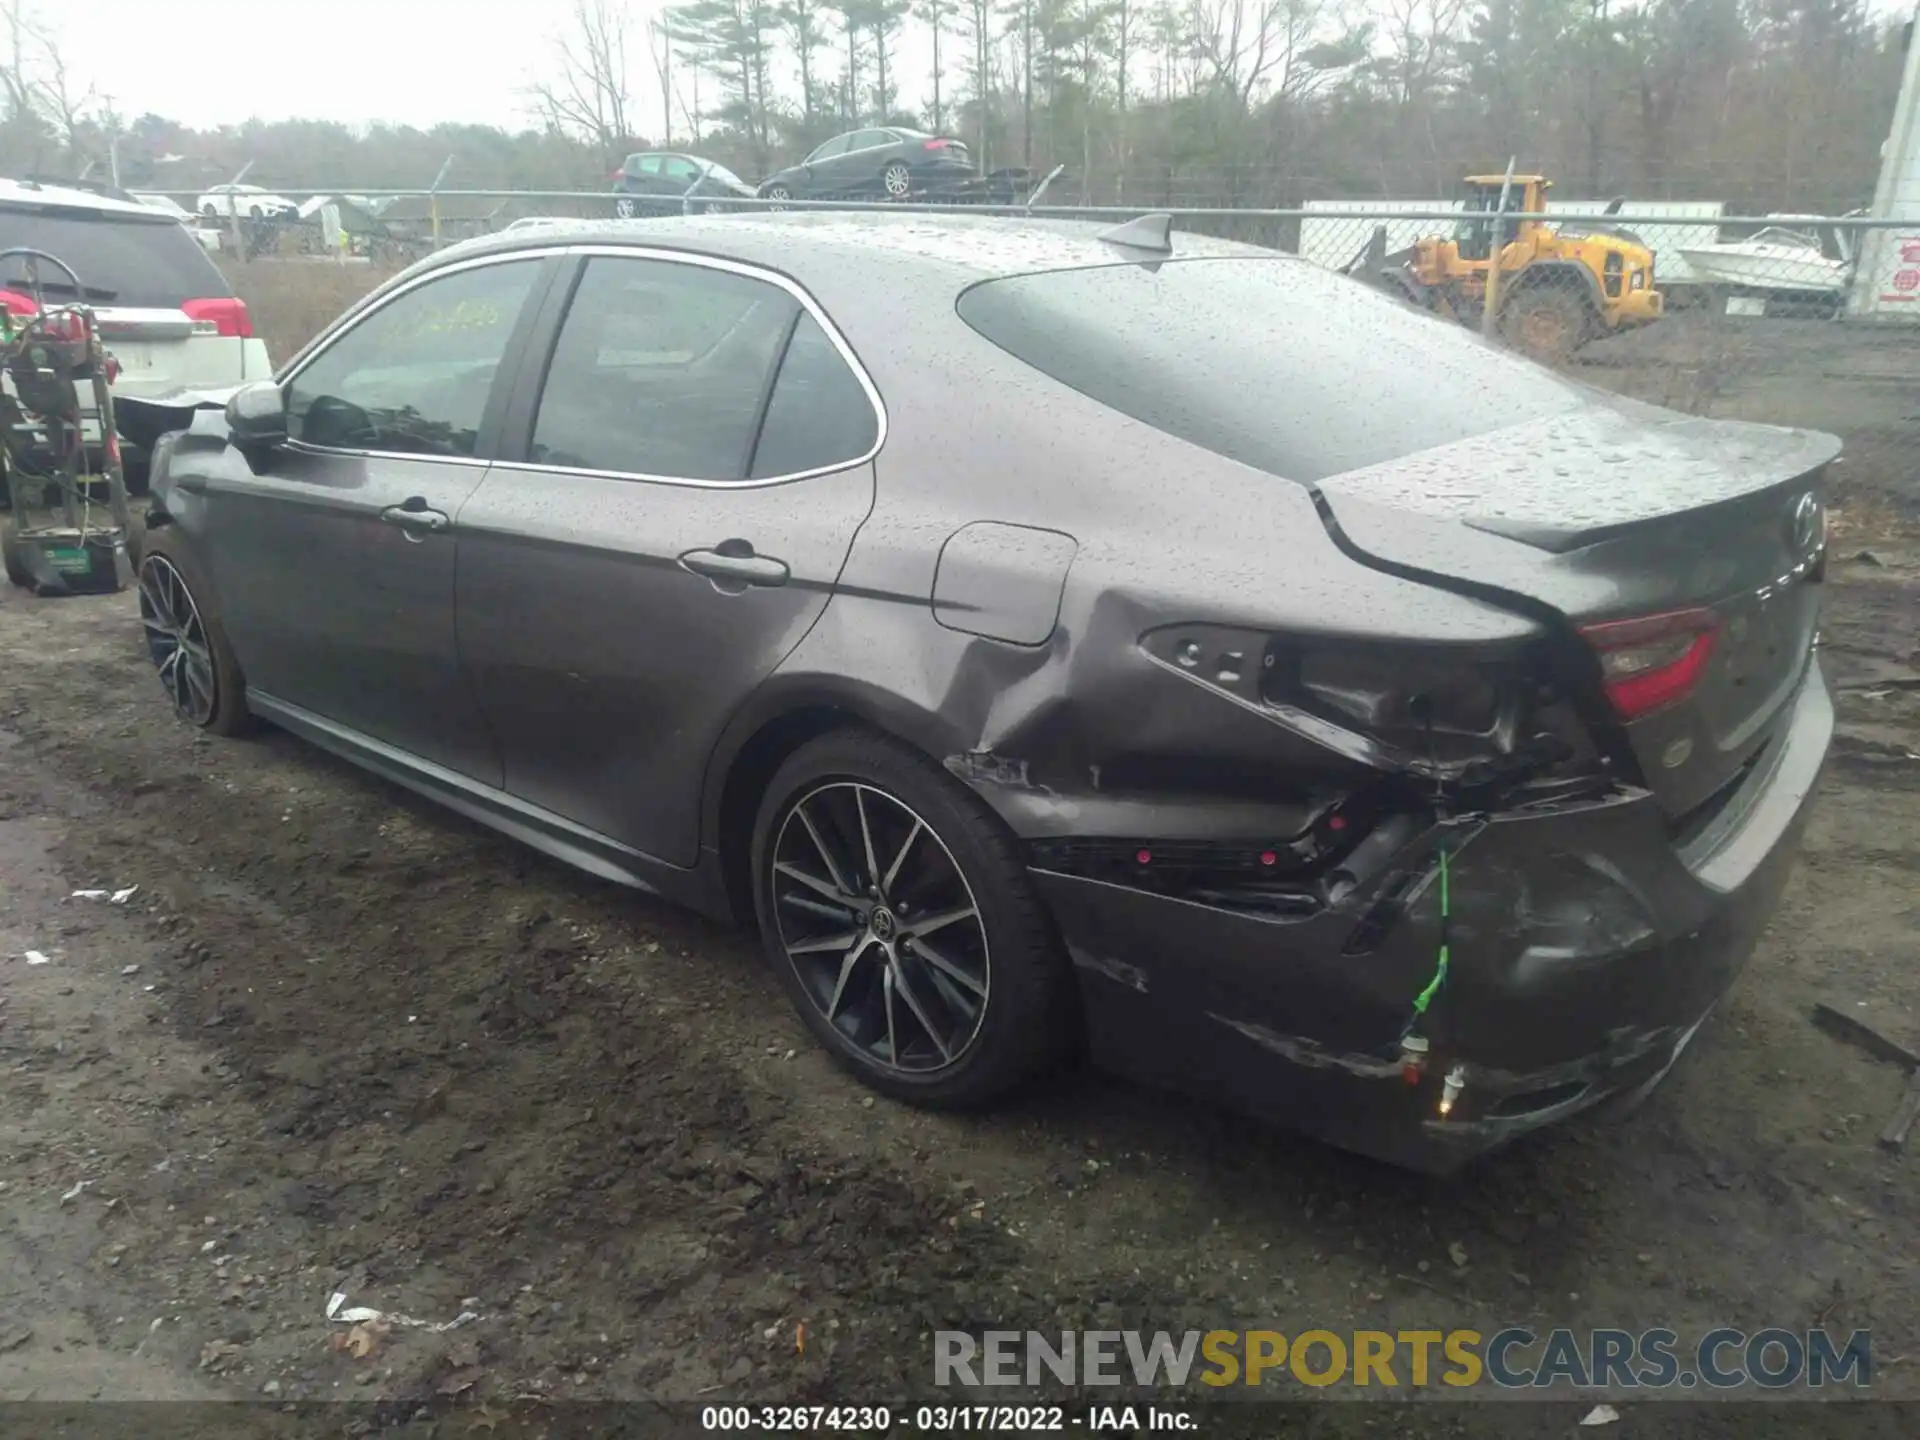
1408 841 1452 1021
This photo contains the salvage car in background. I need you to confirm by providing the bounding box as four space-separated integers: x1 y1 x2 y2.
1 178 271 493
758 127 978 201
196 183 299 220
611 152 758 218
131 212 1834 1173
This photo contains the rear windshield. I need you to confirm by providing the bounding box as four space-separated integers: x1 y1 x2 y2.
0 206 231 309
954 256 1579 483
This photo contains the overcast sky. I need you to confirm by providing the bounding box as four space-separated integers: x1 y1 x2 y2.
81 0 939 133
71 0 1920 133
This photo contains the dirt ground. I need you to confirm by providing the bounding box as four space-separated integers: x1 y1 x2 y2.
1 265 1918 1434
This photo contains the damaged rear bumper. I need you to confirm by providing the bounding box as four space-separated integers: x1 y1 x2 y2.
1031 665 1832 1175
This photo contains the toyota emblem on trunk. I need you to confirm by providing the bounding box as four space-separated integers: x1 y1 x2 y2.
1789 492 1823 556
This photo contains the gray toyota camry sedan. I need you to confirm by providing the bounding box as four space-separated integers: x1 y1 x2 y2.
132 211 1835 1173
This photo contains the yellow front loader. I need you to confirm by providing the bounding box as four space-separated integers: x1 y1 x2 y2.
1345 175 1664 361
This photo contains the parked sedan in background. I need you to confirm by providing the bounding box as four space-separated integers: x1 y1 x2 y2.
611 152 758 217
196 183 300 220
133 211 1833 1174
758 127 974 201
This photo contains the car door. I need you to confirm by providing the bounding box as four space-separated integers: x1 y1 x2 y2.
658 155 704 206
799 135 854 194
454 248 882 867
200 252 558 783
851 129 903 186
631 154 666 196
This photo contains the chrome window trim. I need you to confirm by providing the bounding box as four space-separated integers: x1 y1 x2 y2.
274 247 567 467
484 242 888 492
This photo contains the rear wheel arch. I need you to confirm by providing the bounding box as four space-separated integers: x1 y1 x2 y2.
706 689 972 928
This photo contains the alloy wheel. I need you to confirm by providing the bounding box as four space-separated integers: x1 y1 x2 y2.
138 556 218 726
615 196 637 219
771 781 992 1075
883 163 912 198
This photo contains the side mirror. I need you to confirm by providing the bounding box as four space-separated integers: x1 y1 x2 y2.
225 380 287 451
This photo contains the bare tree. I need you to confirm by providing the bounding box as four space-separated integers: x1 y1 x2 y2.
867 0 912 116
0 0 39 125
1112 0 1133 191
826 0 867 122
528 0 635 162
961 0 995 161
914 0 952 130
1185 0 1329 112
33 23 91 160
778 0 831 122
648 14 676 145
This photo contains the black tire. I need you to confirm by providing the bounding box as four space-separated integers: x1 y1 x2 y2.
135 531 252 736
881 161 912 198
1499 283 1591 362
750 729 1076 1110
762 184 792 210
614 195 637 219
0 514 30 590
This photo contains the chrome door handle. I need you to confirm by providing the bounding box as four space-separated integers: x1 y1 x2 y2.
679 545 790 591
380 503 450 539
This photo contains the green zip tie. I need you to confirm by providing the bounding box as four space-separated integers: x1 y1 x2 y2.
1410 843 1451 1016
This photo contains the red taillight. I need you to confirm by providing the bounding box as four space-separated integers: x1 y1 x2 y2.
1580 607 1720 721
0 288 38 317
924 139 951 150
182 297 254 338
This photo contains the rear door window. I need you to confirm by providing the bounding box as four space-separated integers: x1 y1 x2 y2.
2 206 232 308
749 312 879 479
528 256 800 481
284 258 542 457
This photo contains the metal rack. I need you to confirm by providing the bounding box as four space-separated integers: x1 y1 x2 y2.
0 246 134 597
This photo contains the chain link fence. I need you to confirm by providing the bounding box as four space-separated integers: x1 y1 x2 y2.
175 188 1920 525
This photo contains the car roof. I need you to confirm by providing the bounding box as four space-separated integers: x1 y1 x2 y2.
0 176 172 220
424 210 1280 289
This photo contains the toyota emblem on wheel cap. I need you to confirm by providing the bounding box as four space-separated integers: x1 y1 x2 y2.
1789 492 1823 556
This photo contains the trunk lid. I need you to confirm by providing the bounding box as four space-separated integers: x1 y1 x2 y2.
1312 402 1837 821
